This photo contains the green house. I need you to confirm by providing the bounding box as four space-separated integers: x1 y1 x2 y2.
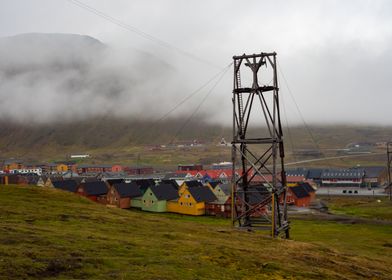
141 184 179 212
131 197 143 208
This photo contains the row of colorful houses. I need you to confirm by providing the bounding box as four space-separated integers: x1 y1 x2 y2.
1 171 318 218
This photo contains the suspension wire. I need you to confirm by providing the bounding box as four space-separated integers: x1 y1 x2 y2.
169 65 231 144
280 87 296 162
66 0 219 69
133 63 233 144
277 61 322 153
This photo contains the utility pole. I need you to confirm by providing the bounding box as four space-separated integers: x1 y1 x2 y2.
387 142 392 201
231 52 289 238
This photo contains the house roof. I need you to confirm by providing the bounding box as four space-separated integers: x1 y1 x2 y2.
133 179 156 192
49 176 64 183
299 182 315 193
184 180 203 188
321 168 364 179
290 185 310 199
306 168 323 179
106 178 124 186
247 191 265 204
217 183 231 195
26 175 39 185
286 168 308 177
81 181 108 195
113 182 142 198
208 180 222 189
160 179 179 189
164 173 189 179
53 179 79 192
149 184 179 200
188 186 217 203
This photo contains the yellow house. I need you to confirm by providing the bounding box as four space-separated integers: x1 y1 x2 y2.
178 180 203 196
56 164 68 173
167 186 217 216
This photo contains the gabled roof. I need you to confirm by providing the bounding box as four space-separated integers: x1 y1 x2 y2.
160 179 179 190
53 179 79 192
247 191 265 204
218 183 232 195
188 186 217 203
184 180 203 188
133 179 155 192
208 180 222 189
39 175 48 182
113 182 142 198
81 181 108 195
299 182 315 193
49 176 64 183
205 170 223 179
290 185 310 199
149 184 179 200
25 175 39 184
106 178 124 186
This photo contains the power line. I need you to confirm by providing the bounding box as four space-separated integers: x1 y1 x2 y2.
277 61 322 153
152 63 232 124
66 0 219 69
133 63 232 144
169 65 231 144
280 90 296 161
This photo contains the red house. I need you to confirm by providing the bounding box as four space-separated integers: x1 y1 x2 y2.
178 164 203 171
111 165 123 173
77 181 108 204
205 198 232 218
286 185 311 207
123 166 154 175
107 182 143 209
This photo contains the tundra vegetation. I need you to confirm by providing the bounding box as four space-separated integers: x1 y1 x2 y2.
0 185 391 279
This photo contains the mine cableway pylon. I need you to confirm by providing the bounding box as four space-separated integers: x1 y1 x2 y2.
231 52 289 238
387 142 392 201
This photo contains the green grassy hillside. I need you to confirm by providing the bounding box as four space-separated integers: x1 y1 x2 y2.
0 185 391 279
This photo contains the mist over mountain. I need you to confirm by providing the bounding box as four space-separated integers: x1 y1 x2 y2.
0 33 184 123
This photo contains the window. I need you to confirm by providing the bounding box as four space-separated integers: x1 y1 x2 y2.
150 192 153 196
180 202 183 205
143 200 146 203
189 203 192 206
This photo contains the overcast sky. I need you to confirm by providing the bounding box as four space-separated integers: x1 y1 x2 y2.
0 0 392 125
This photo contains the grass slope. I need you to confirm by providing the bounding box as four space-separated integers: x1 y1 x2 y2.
322 196 392 220
0 185 391 279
